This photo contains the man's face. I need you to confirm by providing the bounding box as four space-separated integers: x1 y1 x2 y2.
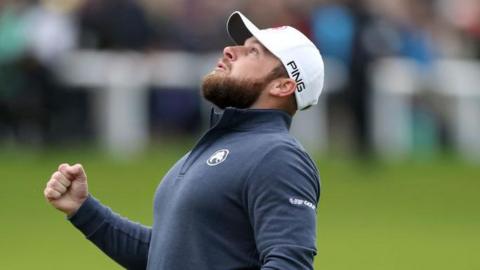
201 37 283 109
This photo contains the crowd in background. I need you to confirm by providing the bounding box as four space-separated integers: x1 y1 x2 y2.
0 0 479 153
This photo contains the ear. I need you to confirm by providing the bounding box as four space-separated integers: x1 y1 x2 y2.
268 78 297 97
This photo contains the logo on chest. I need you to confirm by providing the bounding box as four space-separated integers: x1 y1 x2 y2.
206 149 229 166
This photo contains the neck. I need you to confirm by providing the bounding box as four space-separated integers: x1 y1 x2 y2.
250 98 296 117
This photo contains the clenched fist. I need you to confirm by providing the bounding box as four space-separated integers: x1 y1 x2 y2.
44 163 89 216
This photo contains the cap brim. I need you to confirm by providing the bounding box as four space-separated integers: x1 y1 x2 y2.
227 11 260 45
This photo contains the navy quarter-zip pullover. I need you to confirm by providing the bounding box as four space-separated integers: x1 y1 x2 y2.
69 108 321 270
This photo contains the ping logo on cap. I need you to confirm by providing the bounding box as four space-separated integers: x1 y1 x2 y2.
286 61 306 92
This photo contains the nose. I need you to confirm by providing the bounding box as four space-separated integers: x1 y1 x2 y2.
223 46 236 61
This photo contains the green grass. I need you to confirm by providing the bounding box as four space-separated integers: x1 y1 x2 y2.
316 158 479 269
0 144 479 269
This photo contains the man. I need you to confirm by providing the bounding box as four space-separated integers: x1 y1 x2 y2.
44 11 324 270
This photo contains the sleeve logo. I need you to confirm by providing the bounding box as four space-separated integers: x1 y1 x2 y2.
289 197 316 210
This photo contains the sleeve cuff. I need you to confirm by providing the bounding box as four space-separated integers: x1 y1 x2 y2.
67 195 110 237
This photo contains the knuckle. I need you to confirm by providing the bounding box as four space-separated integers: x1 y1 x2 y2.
45 188 53 197
58 163 69 170
59 172 69 182
59 165 69 175
63 178 72 186
58 178 70 187
74 163 83 171
52 183 64 193
51 184 59 192
47 179 57 188
49 189 60 198
53 171 62 179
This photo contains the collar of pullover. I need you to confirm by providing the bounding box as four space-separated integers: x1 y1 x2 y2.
209 107 292 131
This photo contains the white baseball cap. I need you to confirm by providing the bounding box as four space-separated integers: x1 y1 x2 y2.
226 11 325 110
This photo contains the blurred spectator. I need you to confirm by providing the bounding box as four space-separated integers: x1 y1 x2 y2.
0 0 89 144
0 0 39 143
244 0 312 35
436 0 480 58
150 0 237 51
311 0 376 154
0 1 30 63
311 2 355 66
23 0 79 65
397 0 438 66
311 0 443 154
77 0 153 50
0 0 479 155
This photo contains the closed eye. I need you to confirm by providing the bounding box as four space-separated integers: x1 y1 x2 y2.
249 47 260 55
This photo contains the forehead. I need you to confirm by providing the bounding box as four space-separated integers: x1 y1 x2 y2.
244 36 261 46
244 37 275 57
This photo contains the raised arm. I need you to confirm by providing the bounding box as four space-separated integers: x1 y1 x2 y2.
44 163 151 269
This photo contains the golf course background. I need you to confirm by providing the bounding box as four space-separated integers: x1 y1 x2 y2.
1 142 478 270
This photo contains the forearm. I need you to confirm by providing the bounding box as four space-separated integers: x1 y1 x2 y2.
68 196 151 269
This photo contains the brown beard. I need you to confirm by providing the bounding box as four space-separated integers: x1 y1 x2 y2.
201 72 271 109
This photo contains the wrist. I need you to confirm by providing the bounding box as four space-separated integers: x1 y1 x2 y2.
66 195 90 218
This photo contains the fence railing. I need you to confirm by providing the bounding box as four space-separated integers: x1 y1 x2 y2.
53 51 480 161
